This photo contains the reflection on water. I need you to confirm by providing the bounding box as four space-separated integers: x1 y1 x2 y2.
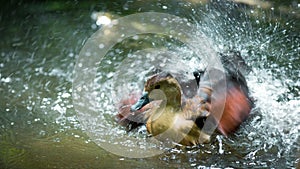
0 0 299 168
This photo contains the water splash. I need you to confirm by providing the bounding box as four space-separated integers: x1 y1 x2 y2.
84 1 300 167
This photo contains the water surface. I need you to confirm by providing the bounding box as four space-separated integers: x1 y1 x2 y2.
0 0 299 168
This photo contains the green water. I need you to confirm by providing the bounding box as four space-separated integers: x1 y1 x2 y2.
1 0 299 168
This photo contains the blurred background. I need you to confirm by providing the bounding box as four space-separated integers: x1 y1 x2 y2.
0 0 299 168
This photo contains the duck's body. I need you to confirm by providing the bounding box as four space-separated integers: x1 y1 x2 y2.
147 107 211 145
142 75 211 145
116 51 253 146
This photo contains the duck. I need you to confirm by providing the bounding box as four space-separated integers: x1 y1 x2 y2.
116 51 253 146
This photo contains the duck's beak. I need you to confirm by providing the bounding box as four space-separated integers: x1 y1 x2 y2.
130 92 150 111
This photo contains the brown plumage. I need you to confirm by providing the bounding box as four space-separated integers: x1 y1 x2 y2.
115 51 253 145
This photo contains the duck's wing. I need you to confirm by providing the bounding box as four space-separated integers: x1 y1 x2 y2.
216 81 252 136
198 51 253 136
116 93 162 131
115 93 143 131
182 95 211 128
218 52 253 135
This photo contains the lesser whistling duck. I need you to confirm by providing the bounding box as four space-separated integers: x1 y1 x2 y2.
116 51 253 146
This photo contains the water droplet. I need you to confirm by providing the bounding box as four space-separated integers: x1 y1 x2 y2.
132 35 139 40
1 77 11 83
99 43 105 49
53 137 60 142
39 130 46 136
96 16 111 26
123 4 129 10
91 24 98 30
106 72 114 78
61 93 71 98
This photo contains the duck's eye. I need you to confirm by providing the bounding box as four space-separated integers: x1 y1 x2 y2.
155 85 160 89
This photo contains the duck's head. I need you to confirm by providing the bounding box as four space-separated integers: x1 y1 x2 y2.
131 73 182 112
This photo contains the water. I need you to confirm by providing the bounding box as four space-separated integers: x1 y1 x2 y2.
0 0 299 168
